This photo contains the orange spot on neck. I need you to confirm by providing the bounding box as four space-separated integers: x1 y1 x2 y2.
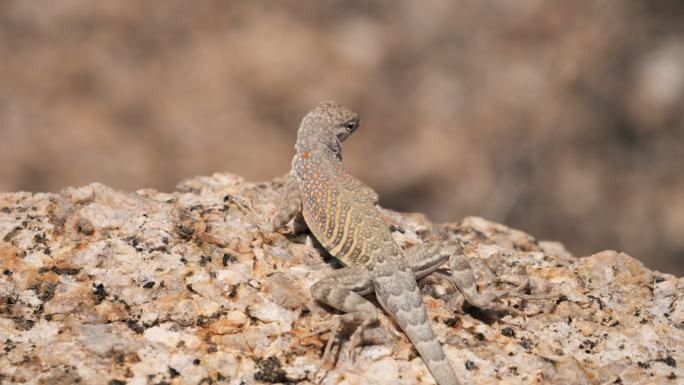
301 151 310 159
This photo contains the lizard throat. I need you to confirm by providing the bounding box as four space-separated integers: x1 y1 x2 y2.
295 134 342 159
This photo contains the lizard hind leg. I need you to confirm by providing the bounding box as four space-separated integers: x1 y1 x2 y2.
308 266 378 364
403 240 488 306
405 240 553 315
449 245 558 315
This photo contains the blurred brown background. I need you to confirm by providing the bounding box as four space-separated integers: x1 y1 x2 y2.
1 1 682 274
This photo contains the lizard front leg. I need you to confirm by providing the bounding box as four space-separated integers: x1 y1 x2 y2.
308 265 378 363
405 241 551 313
272 174 303 231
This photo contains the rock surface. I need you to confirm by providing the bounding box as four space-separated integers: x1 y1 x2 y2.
0 173 682 385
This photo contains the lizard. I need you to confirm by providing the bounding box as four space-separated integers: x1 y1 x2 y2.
271 101 547 385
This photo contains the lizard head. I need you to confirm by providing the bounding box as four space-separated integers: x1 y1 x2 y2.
297 101 360 153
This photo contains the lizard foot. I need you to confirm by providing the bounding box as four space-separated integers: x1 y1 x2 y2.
469 278 558 317
496 276 559 301
303 316 343 365
346 317 377 363
302 317 343 385
304 314 377 385
303 313 380 365
303 313 355 365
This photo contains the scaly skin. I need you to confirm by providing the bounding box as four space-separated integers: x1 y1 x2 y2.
272 101 554 385
276 101 461 385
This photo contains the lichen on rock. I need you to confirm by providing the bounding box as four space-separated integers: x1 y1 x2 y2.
0 173 682 385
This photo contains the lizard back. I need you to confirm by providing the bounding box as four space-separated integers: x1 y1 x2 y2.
295 149 399 267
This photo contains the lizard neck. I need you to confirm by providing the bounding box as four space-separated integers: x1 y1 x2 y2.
295 134 342 160
292 140 341 181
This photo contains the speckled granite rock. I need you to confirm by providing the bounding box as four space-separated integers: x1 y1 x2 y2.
0 173 681 385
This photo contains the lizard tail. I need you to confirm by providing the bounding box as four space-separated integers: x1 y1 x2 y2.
373 267 462 385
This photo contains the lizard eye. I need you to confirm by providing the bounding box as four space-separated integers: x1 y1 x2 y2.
343 120 358 132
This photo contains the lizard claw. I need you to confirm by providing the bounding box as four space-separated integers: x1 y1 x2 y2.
346 317 375 363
